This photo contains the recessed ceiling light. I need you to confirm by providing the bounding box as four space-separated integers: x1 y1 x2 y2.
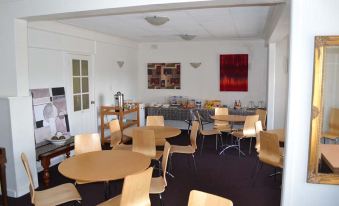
179 34 196 41
145 16 169 26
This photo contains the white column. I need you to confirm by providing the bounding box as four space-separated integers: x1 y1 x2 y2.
267 43 276 130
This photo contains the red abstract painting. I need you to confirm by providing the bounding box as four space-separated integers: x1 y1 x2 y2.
220 54 248 91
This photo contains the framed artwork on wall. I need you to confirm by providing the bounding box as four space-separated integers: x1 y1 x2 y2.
31 87 70 146
220 54 248 91
147 63 181 89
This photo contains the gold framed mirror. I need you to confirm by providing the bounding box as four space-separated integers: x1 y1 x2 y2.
308 36 339 184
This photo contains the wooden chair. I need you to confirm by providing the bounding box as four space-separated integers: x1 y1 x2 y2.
150 142 171 205
74 133 102 156
255 121 263 153
74 133 102 184
97 167 153 206
231 115 259 156
170 121 199 172
253 131 284 181
196 111 222 154
255 109 267 130
322 108 339 141
132 129 163 165
21 153 81 206
187 190 233 206
146 115 166 146
146 115 165 126
213 108 232 132
109 119 132 150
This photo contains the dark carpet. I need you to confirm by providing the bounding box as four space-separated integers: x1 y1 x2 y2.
7 130 281 206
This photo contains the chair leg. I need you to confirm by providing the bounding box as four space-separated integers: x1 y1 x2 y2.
159 193 164 206
215 134 218 151
200 135 205 155
220 133 224 147
158 160 162 176
192 154 197 173
238 138 241 157
249 137 253 155
169 153 174 173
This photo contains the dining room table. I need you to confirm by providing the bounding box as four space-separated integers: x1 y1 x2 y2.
58 150 151 199
123 125 181 139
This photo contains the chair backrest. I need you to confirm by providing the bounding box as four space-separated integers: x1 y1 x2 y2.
215 107 228 116
21 153 36 204
188 190 233 206
120 167 153 206
243 115 259 137
161 142 171 186
132 129 156 158
74 133 102 156
255 109 267 129
146 116 165 126
259 131 282 168
255 121 263 152
190 121 199 150
329 108 339 133
214 108 229 126
109 119 122 147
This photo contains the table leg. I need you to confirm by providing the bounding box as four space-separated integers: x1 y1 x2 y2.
104 181 110 200
41 157 51 186
0 163 8 206
66 149 70 158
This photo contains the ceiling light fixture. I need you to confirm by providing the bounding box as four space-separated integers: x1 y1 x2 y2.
179 34 196 41
145 16 169 26
117 61 124 68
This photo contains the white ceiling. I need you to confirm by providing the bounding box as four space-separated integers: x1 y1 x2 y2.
59 6 273 42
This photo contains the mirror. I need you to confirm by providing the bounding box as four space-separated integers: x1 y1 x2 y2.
308 36 339 184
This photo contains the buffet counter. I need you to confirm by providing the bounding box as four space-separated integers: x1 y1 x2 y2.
145 106 256 122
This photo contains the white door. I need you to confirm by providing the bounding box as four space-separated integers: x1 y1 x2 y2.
66 54 96 135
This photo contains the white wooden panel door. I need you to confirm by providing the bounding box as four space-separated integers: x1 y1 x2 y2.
66 54 96 135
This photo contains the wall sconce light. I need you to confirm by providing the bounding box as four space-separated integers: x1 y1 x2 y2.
117 61 124 68
190 62 202 68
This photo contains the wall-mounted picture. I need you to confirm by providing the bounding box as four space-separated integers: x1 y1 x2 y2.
220 54 248 91
31 87 70 145
147 63 181 89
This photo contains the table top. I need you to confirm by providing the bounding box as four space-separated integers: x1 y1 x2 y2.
123 126 181 139
58 150 151 182
266 129 285 142
35 136 74 160
320 144 339 174
210 115 247 122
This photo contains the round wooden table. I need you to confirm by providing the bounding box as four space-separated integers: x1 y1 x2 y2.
210 115 246 122
123 126 181 139
58 150 151 182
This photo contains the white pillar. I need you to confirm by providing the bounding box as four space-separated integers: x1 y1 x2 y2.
267 43 276 130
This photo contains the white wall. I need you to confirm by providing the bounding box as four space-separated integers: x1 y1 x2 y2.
0 97 37 197
282 0 339 205
28 21 138 127
137 40 268 107
267 36 289 129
